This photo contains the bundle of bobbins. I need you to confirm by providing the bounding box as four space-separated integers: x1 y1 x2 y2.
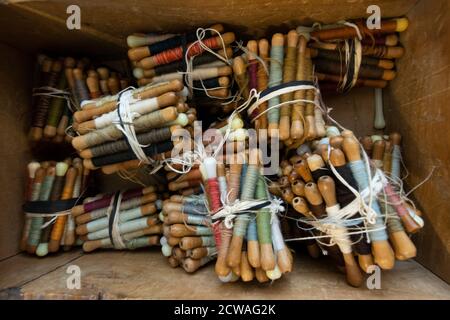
161 194 217 273
235 31 327 148
159 115 248 273
305 17 408 93
71 79 193 175
21 158 90 256
127 24 235 102
71 185 164 252
268 127 423 287
29 55 130 144
202 148 292 283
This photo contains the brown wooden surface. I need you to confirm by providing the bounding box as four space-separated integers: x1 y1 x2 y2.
0 250 449 299
0 43 33 259
322 87 381 137
0 0 416 55
386 0 450 283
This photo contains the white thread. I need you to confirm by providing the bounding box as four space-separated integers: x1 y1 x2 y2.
105 193 126 250
33 86 76 112
114 87 155 166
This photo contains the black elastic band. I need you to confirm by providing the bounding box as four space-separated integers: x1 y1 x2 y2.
260 80 316 99
23 198 81 214
108 191 121 248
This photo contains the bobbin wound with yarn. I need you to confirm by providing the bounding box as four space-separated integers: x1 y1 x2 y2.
21 158 90 256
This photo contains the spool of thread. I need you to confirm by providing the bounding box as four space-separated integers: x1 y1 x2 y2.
48 167 77 253
309 18 408 41
309 48 395 69
290 34 307 140
256 39 269 130
342 131 395 270
215 161 242 277
227 149 259 268
30 60 63 141
76 92 179 134
267 34 284 137
128 25 224 61
127 33 176 48
233 56 249 99
80 125 178 159
72 106 178 151
137 32 235 69
318 175 363 287
75 79 183 123
256 176 276 271
328 148 373 272
279 30 299 141
390 132 402 181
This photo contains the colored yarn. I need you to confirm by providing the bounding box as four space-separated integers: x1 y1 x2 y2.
32 69 61 128
91 140 173 167
152 51 223 76
152 37 219 67
45 76 67 128
391 145 401 180
248 61 258 91
280 46 297 118
81 107 176 149
227 164 242 202
148 30 215 56
83 188 148 213
207 178 222 212
233 164 259 237
267 45 284 126
334 165 371 255
380 202 404 233
87 127 172 158
181 203 208 215
348 160 388 242
255 176 271 244
75 78 90 103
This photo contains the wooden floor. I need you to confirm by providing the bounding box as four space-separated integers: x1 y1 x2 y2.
1 249 449 300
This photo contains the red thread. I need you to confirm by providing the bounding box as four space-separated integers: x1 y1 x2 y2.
384 183 408 217
248 61 258 91
207 177 222 212
152 37 219 67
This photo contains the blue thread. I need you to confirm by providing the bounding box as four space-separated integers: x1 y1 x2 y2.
348 160 388 241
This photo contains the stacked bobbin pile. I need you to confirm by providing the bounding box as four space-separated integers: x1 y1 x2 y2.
71 79 191 174
71 185 163 252
30 55 130 144
161 195 217 273
21 158 89 256
162 114 246 197
234 31 327 147
306 17 409 93
201 148 292 283
127 25 235 101
269 127 423 287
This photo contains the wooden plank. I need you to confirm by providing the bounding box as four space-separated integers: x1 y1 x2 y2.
0 0 416 55
322 87 379 137
0 43 33 259
386 0 450 282
10 250 450 299
0 251 83 292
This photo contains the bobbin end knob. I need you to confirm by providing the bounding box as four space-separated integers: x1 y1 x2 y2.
395 17 409 32
372 240 395 270
389 231 417 260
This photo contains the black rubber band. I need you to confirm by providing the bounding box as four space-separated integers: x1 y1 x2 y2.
108 191 121 248
260 80 316 99
23 198 81 214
